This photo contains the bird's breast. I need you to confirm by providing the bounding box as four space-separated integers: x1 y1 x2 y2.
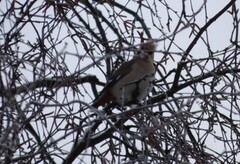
110 73 155 105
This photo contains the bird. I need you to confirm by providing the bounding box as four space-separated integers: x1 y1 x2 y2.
92 41 156 108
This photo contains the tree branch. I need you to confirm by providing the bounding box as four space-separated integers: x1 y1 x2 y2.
172 0 237 88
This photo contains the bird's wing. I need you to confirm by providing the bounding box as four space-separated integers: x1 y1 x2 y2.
92 59 136 107
108 58 136 85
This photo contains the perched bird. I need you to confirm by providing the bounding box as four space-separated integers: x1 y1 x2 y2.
92 41 156 108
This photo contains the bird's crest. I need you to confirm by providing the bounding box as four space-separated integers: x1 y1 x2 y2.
140 41 156 55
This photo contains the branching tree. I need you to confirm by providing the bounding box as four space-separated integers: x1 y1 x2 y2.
0 0 240 163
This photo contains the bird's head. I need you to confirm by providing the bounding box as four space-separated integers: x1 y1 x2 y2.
138 41 156 59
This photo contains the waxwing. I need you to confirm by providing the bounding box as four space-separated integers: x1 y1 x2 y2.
93 41 156 108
